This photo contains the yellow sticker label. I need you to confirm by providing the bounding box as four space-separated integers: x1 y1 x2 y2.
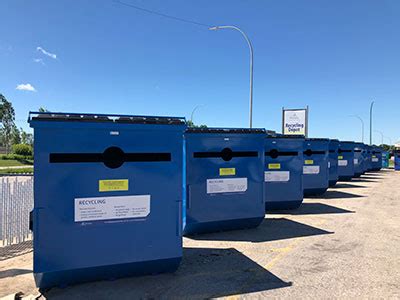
219 168 236 176
99 179 129 192
268 163 281 170
372 155 376 158
305 160 314 165
338 155 343 159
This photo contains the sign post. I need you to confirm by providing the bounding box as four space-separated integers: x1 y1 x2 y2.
282 106 309 137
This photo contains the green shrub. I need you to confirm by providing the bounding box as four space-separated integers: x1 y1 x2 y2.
0 167 33 175
11 144 33 156
0 154 33 160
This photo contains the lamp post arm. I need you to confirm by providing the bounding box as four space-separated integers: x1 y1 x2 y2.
209 25 254 128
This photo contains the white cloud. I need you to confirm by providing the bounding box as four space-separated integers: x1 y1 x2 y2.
16 83 37 92
33 58 45 65
37 46 57 59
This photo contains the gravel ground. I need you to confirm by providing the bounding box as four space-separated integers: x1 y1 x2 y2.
0 170 399 299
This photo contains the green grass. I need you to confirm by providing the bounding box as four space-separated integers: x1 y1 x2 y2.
0 167 33 175
0 159 33 167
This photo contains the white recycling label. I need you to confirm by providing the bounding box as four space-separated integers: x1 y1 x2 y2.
328 161 331 168
303 166 320 174
265 171 290 182
372 158 379 162
354 158 359 165
207 178 247 194
338 160 348 166
74 195 150 222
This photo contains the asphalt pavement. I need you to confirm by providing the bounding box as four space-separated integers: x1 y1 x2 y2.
0 170 399 299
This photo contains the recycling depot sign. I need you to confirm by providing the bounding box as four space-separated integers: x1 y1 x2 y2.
282 108 308 136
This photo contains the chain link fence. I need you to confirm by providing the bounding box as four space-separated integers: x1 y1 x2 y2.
0 176 34 260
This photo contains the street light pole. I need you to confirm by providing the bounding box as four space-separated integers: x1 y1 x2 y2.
375 130 392 146
190 105 203 123
349 115 364 143
375 130 384 145
369 101 374 145
209 25 254 128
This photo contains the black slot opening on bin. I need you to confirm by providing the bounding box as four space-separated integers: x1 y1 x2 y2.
50 146 171 169
265 149 298 158
303 149 326 156
193 148 258 162
338 149 352 153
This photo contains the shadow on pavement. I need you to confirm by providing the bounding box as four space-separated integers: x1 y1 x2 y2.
361 176 383 180
0 241 33 261
189 218 332 243
309 190 364 199
43 248 291 299
268 202 354 215
0 268 31 279
332 183 367 189
352 178 377 183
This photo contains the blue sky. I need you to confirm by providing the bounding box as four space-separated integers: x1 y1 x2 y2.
1 0 399 144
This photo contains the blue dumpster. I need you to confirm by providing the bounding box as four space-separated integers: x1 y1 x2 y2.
328 139 339 187
382 151 389 168
337 141 355 181
29 112 186 289
353 142 365 178
264 134 304 210
395 149 400 171
184 128 265 235
371 146 382 171
365 145 373 172
303 138 329 196
360 143 368 174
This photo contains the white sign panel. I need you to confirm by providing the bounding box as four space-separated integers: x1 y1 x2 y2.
372 157 379 162
265 171 290 182
338 160 348 166
354 158 359 165
75 195 150 222
303 165 320 174
207 178 248 194
283 109 307 135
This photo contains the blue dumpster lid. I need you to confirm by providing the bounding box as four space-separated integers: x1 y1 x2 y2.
329 139 339 142
339 141 355 144
266 134 305 139
186 127 265 134
305 138 330 141
28 112 186 125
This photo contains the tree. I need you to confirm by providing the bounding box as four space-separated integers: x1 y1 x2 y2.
38 107 49 112
20 128 33 146
186 120 207 128
0 94 16 153
11 125 21 145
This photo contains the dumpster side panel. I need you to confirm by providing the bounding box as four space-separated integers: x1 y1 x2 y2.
184 132 265 235
31 119 185 288
264 137 304 210
328 140 339 187
353 143 365 177
303 139 329 196
338 141 355 181
395 150 400 171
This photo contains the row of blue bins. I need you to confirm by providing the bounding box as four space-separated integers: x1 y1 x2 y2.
28 112 385 289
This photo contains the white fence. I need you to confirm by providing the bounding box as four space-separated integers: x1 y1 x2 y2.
0 176 34 247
